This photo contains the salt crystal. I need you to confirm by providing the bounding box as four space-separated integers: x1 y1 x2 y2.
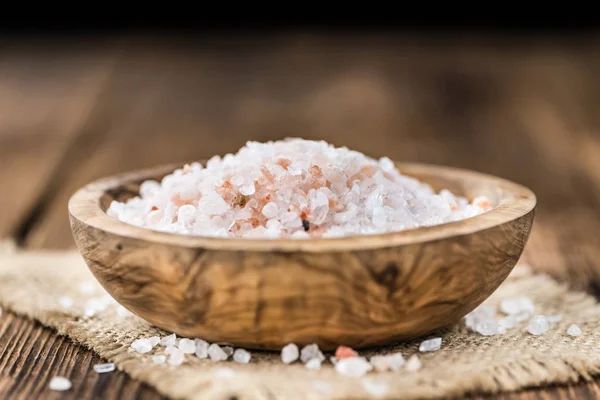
159 333 176 347
527 315 549 335
281 343 299 364
335 357 373 377
94 363 115 373
567 324 582 337
107 139 492 239
405 354 422 372
221 346 234 357
500 297 534 315
305 358 322 370
148 336 161 347
79 281 95 295
369 353 405 372
213 367 236 379
152 355 166 364
58 296 73 309
335 345 358 359
131 338 153 353
498 315 518 330
168 347 185 366
330 356 338 365
178 338 196 354
233 349 252 364
49 376 72 391
208 344 228 362
361 379 389 398
300 344 325 363
475 319 500 336
195 339 209 358
419 337 442 352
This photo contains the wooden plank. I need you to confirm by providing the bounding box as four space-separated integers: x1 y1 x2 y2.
0 39 121 240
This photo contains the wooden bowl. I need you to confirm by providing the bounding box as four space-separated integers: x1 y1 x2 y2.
68 162 536 351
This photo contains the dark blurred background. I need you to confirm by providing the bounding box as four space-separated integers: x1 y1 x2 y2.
3 21 600 398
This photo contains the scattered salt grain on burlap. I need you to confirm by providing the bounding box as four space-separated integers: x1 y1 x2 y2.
178 338 196 354
500 297 534 315
335 345 358 359
527 315 549 335
49 376 72 391
281 343 299 364
208 344 228 362
405 354 422 372
369 353 405 372
131 338 153 354
107 139 492 240
361 379 389 398
148 336 160 347
168 347 185 366
305 358 322 370
221 346 234 357
152 355 166 364
159 333 176 347
233 349 251 364
419 337 442 352
94 363 116 373
195 339 209 358
330 356 338 365
300 344 325 363
567 324 582 337
498 315 518 330
335 357 373 377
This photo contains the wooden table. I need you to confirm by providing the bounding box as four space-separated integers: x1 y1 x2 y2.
1 32 600 399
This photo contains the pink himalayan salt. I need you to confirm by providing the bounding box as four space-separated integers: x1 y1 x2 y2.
107 138 492 239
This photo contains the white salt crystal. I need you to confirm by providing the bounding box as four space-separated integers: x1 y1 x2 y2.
312 380 332 394
168 347 185 366
300 344 325 363
131 338 153 354
335 357 373 377
233 349 252 364
475 319 500 336
152 355 166 364
178 338 196 354
221 346 234 357
281 343 299 364
148 336 161 347
329 356 338 365
369 353 405 372
305 358 322 370
567 324 582 337
159 333 176 347
58 296 73 309
208 344 228 362
195 339 209 358
361 379 389 398
49 376 72 391
213 367 236 379
79 281 95 295
108 139 492 239
500 297 534 315
419 337 442 352
94 363 115 373
405 354 422 372
527 315 549 335
515 311 532 322
498 315 518 330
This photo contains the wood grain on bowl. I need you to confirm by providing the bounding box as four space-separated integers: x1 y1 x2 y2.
68 162 536 350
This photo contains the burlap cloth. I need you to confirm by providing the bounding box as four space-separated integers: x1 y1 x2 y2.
1 244 599 400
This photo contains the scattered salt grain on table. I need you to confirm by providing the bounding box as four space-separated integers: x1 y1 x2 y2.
178 338 196 354
221 346 234 357
527 316 549 335
168 347 185 366
58 296 73 309
152 355 166 364
369 353 405 372
107 139 492 240
159 333 177 347
419 337 442 352
49 376 72 391
148 336 161 347
195 339 209 358
94 363 115 373
405 354 422 372
335 345 358 359
131 338 153 354
233 349 252 364
500 297 534 316
567 324 582 337
305 358 322 370
361 379 389 398
208 344 228 361
300 344 325 363
281 343 299 364
335 357 373 377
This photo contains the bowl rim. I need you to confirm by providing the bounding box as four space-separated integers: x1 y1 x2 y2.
68 161 536 252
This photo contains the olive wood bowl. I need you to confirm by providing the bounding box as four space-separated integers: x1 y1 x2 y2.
68 162 536 351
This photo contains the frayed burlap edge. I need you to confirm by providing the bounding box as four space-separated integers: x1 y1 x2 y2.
1 248 599 400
